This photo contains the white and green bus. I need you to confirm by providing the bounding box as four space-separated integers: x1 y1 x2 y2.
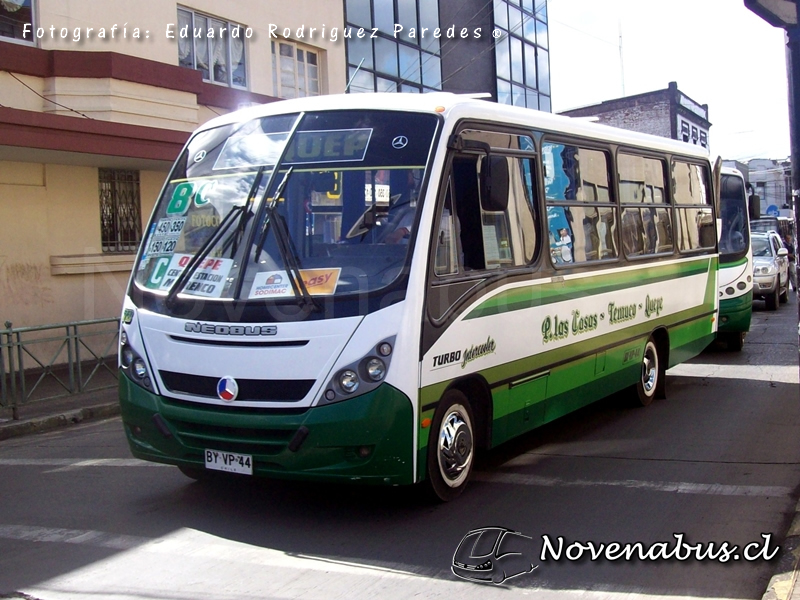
716 167 753 351
119 93 718 500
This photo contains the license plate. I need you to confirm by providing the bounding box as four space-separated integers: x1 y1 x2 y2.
204 449 253 475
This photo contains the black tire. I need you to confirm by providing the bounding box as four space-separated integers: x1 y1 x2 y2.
426 389 475 502
725 331 745 352
632 337 661 407
765 286 779 310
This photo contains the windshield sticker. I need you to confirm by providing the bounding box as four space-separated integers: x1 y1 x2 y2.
144 253 232 298
167 183 195 216
284 129 372 165
144 217 186 258
248 268 341 299
213 131 290 171
365 183 391 206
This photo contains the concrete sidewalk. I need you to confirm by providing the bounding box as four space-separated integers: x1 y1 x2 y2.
0 386 120 441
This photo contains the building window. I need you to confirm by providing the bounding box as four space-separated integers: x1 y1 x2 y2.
344 0 441 94
494 0 550 110
177 8 247 88
271 41 320 99
99 169 142 253
0 0 33 42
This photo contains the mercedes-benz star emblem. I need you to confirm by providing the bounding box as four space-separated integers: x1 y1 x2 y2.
193 150 207 163
392 135 408 149
216 376 239 401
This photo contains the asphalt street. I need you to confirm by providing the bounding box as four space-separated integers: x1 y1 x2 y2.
0 293 797 600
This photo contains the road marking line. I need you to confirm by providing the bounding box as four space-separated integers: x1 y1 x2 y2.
0 458 168 468
474 471 792 497
0 524 147 550
667 363 799 384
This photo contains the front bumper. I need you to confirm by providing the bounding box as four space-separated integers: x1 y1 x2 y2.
718 291 753 333
119 373 415 485
753 274 778 298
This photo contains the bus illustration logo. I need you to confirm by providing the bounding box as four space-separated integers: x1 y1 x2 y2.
452 527 537 585
216 376 239 402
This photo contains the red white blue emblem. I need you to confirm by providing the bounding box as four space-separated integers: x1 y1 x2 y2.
217 376 238 401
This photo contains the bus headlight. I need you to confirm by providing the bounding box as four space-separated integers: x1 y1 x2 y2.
320 337 396 405
365 357 386 382
121 348 134 368
338 370 360 394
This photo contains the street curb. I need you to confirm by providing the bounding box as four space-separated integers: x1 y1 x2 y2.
0 403 121 441
762 500 800 600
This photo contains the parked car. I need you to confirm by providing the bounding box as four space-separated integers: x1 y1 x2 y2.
751 232 789 310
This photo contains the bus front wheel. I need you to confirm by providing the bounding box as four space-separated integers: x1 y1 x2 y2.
632 338 661 407
426 390 475 502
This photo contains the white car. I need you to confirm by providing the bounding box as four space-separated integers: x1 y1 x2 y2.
751 232 789 310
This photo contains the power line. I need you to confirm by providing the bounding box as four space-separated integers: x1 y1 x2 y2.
6 71 93 119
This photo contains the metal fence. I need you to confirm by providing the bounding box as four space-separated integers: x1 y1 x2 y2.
1 318 120 419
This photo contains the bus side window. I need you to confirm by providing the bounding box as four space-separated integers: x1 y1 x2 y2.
434 179 459 276
672 161 714 252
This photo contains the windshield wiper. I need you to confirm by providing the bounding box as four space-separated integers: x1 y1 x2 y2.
222 165 267 257
164 204 244 309
252 168 320 312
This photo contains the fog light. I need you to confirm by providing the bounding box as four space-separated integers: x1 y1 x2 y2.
120 331 128 346
378 342 392 357
339 370 359 393
365 357 386 382
737 282 747 290
726 287 735 295
132 358 147 379
357 445 373 458
324 389 336 401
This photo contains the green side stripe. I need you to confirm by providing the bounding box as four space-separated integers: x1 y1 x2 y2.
465 258 711 320
419 303 714 411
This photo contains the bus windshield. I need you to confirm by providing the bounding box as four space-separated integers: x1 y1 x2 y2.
134 110 439 302
718 173 750 262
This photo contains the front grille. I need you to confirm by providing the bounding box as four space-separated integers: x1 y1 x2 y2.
159 371 314 402
171 419 294 456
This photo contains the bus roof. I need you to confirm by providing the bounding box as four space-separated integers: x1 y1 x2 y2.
200 92 712 160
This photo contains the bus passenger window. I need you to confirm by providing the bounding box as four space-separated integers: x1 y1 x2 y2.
543 142 617 264
618 153 672 257
672 161 714 252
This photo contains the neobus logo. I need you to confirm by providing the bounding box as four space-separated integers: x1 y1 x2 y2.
184 322 278 336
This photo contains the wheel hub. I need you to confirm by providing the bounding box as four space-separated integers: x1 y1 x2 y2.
438 410 473 482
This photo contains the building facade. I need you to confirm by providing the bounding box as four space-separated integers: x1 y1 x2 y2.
558 81 710 151
746 158 792 217
0 1 346 329
1 0 551 330
343 0 551 110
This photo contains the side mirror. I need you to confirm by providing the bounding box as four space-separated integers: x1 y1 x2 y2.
481 155 509 212
778 247 789 258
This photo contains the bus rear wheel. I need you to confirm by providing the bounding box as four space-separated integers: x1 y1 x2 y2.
426 390 475 502
632 337 661 407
